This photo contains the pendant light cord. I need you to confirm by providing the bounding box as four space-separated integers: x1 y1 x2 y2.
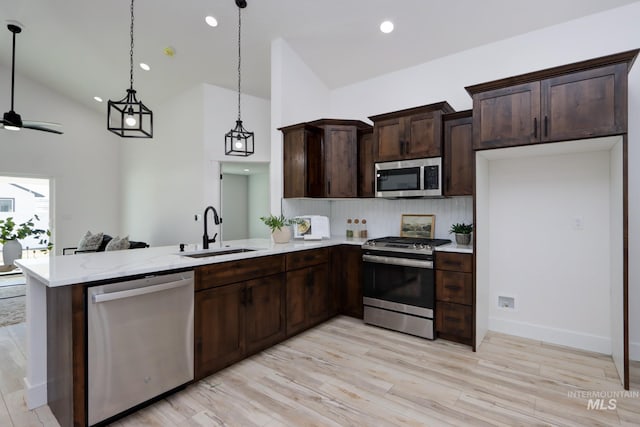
129 0 135 90
10 30 16 111
237 6 242 122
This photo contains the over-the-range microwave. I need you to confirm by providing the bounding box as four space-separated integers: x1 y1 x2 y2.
375 157 442 198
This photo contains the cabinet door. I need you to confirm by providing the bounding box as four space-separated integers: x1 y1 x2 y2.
194 283 245 379
286 268 308 336
542 63 627 142
306 264 329 326
338 246 363 319
324 125 357 197
245 274 286 355
374 117 403 162
473 81 541 150
358 130 375 197
282 127 307 198
436 302 472 341
443 115 474 196
405 112 441 158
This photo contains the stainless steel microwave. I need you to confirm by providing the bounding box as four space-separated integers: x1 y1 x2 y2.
375 157 442 198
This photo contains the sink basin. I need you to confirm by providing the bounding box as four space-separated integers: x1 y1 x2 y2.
181 248 256 258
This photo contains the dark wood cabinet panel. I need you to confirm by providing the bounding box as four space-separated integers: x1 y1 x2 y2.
245 274 286 355
358 129 375 197
435 251 473 347
195 255 284 291
472 82 540 150
435 252 472 273
436 301 472 341
331 245 363 319
306 264 329 326
286 247 329 270
436 270 473 305
195 282 245 379
370 102 454 162
542 64 627 141
285 268 308 336
281 119 371 199
467 50 637 150
443 111 474 196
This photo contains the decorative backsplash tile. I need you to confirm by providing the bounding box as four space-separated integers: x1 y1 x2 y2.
283 197 473 239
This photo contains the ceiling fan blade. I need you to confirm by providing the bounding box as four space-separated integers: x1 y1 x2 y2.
21 123 64 134
22 120 63 127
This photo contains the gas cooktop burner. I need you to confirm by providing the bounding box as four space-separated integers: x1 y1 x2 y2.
363 236 451 253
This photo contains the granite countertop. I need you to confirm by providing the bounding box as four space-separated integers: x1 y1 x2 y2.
15 237 368 288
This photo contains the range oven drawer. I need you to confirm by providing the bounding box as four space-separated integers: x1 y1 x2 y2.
364 305 434 340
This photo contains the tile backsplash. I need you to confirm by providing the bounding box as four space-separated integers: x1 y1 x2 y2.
283 197 473 239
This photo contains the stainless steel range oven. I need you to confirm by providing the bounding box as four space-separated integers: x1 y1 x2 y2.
362 236 450 339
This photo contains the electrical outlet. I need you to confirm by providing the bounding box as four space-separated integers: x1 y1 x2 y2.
572 216 584 230
194 214 201 221
498 296 515 310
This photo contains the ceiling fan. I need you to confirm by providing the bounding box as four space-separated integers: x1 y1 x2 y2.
1 23 63 135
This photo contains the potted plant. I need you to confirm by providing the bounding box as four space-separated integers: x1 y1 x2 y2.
259 214 300 244
0 215 50 266
449 222 473 246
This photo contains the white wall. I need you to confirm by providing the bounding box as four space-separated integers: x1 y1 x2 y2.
270 38 331 215
315 2 640 358
487 149 612 353
121 83 270 248
0 64 120 253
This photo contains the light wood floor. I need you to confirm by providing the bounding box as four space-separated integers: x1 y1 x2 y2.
2 317 640 426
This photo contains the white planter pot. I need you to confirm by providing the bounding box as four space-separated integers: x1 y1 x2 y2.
2 239 23 266
271 227 291 244
455 233 472 246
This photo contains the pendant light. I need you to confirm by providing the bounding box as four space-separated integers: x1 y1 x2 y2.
107 0 153 138
225 0 254 156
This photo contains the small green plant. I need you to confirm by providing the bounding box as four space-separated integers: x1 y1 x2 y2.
259 214 301 232
449 222 473 234
0 215 52 250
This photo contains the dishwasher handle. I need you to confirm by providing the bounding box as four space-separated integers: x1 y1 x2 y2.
92 277 193 304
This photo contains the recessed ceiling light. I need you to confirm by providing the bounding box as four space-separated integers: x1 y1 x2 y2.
243 168 250 172
139 62 150 71
205 15 218 27
380 20 394 34
93 96 103 102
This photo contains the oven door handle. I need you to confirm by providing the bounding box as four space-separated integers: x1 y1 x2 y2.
362 254 433 269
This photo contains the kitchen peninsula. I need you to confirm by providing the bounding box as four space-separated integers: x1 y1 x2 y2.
16 237 370 426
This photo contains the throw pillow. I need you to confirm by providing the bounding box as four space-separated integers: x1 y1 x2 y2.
105 235 130 251
77 231 104 252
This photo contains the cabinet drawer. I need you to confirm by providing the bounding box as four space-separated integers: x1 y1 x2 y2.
436 270 472 305
286 248 329 270
196 255 285 291
436 302 472 339
435 252 472 272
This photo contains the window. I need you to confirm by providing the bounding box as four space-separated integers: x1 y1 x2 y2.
0 198 14 212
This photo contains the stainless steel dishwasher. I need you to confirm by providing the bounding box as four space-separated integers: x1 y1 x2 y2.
87 270 194 426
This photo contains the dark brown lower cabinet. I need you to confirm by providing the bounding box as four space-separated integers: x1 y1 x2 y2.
286 263 329 336
195 273 286 380
435 252 474 346
331 245 363 318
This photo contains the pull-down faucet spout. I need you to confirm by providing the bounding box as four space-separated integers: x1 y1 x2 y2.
203 206 220 249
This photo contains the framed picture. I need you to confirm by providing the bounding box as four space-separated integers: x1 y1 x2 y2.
400 214 435 238
293 216 312 238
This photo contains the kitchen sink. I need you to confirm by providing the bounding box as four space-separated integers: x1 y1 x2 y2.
181 248 257 258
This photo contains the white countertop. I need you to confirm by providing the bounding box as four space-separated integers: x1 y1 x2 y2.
15 237 368 287
15 236 472 287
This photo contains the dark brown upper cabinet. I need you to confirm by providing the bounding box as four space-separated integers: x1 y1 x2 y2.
357 127 375 197
443 110 474 197
280 119 372 198
369 102 455 162
466 50 639 151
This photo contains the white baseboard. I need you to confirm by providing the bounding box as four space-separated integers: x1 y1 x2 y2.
24 376 47 410
489 317 611 355
630 340 640 361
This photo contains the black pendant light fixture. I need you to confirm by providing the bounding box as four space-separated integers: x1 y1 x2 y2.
225 0 254 156
107 0 153 138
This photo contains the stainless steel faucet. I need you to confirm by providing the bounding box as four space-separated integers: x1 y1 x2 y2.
203 206 220 249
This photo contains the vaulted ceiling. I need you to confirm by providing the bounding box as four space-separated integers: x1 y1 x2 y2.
0 0 637 113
